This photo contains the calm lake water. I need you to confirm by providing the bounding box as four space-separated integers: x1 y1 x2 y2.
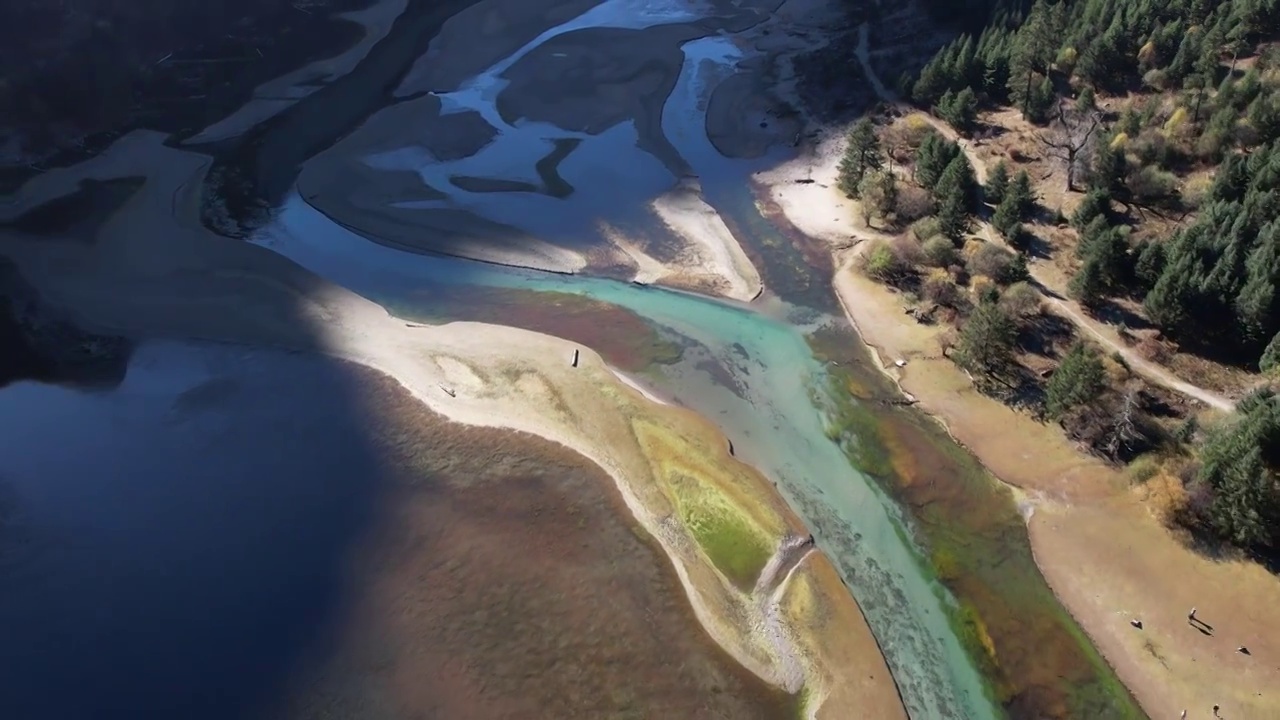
0 341 797 719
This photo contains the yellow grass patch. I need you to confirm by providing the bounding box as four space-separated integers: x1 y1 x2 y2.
631 418 786 589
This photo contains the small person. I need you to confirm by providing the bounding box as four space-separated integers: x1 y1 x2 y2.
1130 619 1143 629
1189 607 1198 621
1237 646 1251 655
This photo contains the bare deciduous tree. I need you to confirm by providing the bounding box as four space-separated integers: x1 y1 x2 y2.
1103 386 1145 460
1037 101 1103 192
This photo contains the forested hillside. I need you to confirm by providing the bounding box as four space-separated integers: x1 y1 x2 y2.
854 0 1280 557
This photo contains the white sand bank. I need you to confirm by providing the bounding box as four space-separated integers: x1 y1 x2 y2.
650 180 763 301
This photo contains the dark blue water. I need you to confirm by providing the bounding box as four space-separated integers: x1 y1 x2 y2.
0 343 388 719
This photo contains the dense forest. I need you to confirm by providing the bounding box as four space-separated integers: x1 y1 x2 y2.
850 0 1280 556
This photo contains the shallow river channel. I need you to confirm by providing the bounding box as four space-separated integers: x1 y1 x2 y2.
0 0 1147 718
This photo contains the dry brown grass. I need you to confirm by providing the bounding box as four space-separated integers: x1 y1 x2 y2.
1167 351 1258 396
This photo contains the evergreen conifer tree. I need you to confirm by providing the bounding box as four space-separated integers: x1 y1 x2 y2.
985 160 1010 205
1045 342 1106 418
838 118 883 197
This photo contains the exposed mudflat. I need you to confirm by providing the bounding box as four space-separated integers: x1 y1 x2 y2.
0 0 941 718
293 0 799 300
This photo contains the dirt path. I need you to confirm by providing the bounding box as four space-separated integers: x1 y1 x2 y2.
851 22 1235 413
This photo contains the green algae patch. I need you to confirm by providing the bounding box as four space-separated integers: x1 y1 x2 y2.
630 417 788 591
808 328 1147 720
669 471 775 589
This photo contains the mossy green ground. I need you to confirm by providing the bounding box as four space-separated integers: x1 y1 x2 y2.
808 328 1146 720
668 472 775 590
630 418 787 592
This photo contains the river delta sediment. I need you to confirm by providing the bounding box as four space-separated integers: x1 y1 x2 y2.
0 0 1158 718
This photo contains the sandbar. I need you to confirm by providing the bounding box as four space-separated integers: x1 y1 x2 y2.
0 125 903 719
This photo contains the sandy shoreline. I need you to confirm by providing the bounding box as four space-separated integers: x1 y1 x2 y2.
0 110 903 717
755 109 1280 718
283 0 775 303
651 179 764 302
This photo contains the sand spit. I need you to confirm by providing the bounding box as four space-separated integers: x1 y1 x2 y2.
0 129 904 719
650 179 764 302
755 101 1280 719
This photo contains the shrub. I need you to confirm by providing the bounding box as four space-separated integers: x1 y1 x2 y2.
923 235 958 267
1143 471 1189 526
998 281 1042 319
1162 107 1189 137
891 236 926 266
1142 68 1169 91
1128 454 1161 484
861 237 925 282
1126 165 1178 204
891 114 935 150
1056 46 1079 75
922 268 962 306
860 241 902 281
898 185 935 224
1130 130 1174 169
969 274 997 301
966 243 1023 285
911 216 942 242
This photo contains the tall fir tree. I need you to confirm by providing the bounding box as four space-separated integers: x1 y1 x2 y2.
985 160 1010 205
1045 342 1106 418
838 119 883 197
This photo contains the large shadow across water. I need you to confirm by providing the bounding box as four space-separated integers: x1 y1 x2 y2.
0 323 796 719
0 0 808 717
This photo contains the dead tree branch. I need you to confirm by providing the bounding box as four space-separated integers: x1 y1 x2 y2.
1037 102 1103 193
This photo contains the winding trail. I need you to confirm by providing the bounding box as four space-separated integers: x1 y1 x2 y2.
851 22 1235 413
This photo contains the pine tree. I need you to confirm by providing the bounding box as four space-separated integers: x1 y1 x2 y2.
1073 188 1111 230
992 192 1022 239
1236 273 1276 349
985 160 1010 205
1197 389 1280 551
1260 331 1280 372
1075 86 1096 113
1006 170 1035 220
1069 255 1109 308
838 119 883 197
937 186 972 242
1045 342 1106 418
935 154 977 240
938 87 979 133
1192 23 1226 121
954 297 1017 379
915 134 960 190
1133 239 1167 292
1008 1 1060 119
